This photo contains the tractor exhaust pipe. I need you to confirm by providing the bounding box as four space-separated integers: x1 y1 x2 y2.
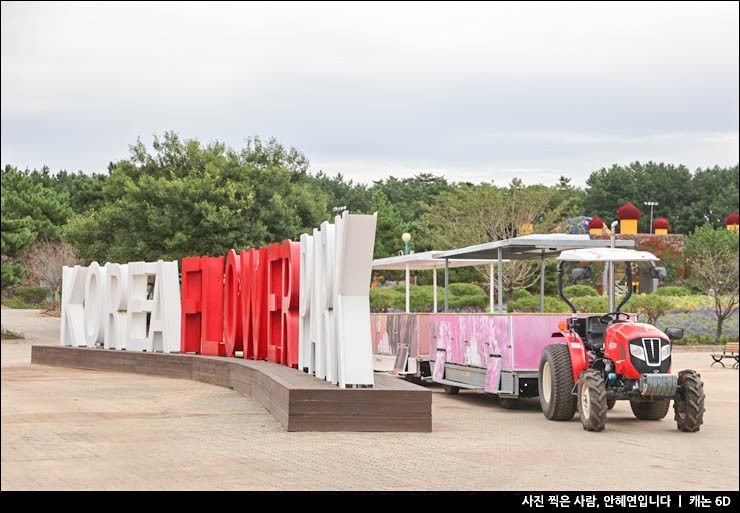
608 220 619 312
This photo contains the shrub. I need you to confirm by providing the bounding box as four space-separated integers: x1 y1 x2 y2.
370 287 402 312
653 286 692 297
624 295 673 325
1 298 29 309
563 285 599 297
512 289 533 301
12 285 51 305
384 283 487 312
1 327 25 339
449 294 487 310
448 282 486 297
571 296 609 313
507 295 569 313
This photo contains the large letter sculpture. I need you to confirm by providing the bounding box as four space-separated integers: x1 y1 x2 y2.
224 250 242 357
180 257 203 354
334 212 377 387
298 233 313 372
299 212 377 388
60 265 87 347
282 240 300 368
251 247 268 360
200 256 225 356
62 260 180 352
104 263 128 350
266 243 284 363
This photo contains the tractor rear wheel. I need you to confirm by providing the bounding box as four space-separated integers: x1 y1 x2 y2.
578 369 607 432
443 384 460 395
674 370 705 432
538 344 577 421
630 399 671 420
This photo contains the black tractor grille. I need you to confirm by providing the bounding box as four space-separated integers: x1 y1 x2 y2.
629 338 671 375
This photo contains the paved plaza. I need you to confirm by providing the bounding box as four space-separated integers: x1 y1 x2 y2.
2 307 738 491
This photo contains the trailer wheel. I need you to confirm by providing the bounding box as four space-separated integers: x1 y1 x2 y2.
674 370 705 432
630 399 670 420
538 344 577 421
499 397 518 409
443 385 460 395
578 369 607 432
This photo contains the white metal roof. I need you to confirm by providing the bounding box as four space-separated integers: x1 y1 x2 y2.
558 248 659 262
372 251 501 271
436 234 635 261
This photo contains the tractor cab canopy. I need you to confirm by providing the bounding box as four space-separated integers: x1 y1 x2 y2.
557 247 662 316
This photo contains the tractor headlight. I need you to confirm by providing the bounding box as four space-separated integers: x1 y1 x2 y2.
661 343 671 361
630 344 645 361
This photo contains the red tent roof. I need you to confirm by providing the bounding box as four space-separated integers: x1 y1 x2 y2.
653 217 670 230
617 201 641 220
726 212 739 226
587 217 604 229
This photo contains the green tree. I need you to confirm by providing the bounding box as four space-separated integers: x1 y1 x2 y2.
371 173 452 224
311 171 373 215
678 165 739 232
1 166 72 290
419 180 558 295
583 162 738 234
65 133 326 263
684 224 739 342
370 191 407 259
1 165 72 240
1 213 34 290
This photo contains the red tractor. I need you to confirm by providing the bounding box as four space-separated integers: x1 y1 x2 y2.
538 248 705 432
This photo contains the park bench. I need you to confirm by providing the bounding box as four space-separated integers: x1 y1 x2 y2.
710 342 739 368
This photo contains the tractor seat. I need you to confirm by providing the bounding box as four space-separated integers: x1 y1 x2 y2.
585 316 606 350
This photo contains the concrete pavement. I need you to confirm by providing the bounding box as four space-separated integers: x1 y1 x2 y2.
1 307 738 490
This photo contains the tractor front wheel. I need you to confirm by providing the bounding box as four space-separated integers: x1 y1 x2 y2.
578 369 607 432
538 344 577 421
607 396 616 410
443 385 460 395
630 399 671 420
674 370 705 432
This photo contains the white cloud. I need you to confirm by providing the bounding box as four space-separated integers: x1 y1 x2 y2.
2 1 738 181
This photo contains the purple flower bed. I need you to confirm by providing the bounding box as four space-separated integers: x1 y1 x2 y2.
658 309 739 341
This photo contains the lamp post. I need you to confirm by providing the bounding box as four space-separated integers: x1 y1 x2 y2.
402 232 411 255
401 233 411 313
644 201 658 233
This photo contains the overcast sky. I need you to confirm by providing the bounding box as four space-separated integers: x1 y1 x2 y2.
2 1 738 186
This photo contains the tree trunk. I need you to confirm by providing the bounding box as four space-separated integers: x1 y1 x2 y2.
715 315 724 343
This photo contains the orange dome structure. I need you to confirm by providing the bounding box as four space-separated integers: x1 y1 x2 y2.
617 202 641 234
653 217 669 235
587 217 605 234
726 212 739 231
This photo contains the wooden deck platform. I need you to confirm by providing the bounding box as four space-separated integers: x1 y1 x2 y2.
31 346 431 432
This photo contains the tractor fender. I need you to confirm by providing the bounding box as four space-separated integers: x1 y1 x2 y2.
549 330 589 383
566 341 589 384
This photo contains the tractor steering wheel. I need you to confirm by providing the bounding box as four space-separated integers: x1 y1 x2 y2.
599 312 630 324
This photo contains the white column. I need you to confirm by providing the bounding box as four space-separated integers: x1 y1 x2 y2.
489 262 494 313
405 262 410 313
433 268 438 313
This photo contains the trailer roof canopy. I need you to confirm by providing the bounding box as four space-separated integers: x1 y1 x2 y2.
372 251 499 271
436 234 635 260
371 251 501 313
558 247 659 262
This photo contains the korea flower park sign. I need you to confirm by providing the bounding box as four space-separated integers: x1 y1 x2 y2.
59 212 379 389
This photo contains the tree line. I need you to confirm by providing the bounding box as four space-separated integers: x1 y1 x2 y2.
2 132 738 294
